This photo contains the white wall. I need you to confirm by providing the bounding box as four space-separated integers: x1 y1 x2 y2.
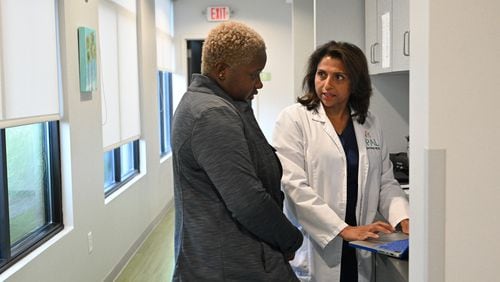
173 0 294 139
0 0 174 281
292 0 314 99
411 0 500 281
314 0 365 48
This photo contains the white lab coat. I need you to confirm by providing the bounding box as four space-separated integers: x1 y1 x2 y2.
272 103 409 282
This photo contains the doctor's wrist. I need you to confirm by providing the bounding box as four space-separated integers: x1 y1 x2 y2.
396 219 410 234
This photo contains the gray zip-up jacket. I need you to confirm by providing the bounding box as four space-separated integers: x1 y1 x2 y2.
172 74 303 281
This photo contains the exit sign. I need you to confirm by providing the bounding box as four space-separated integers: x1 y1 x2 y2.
207 6 230 22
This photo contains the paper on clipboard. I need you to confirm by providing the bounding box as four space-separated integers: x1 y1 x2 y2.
381 12 391 69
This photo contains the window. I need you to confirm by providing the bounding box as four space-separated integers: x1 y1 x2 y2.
155 0 174 72
0 0 60 121
158 71 173 156
103 140 140 197
98 0 141 195
0 0 63 274
155 0 174 156
0 122 62 273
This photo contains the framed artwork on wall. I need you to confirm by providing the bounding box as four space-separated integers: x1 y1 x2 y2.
77 27 97 93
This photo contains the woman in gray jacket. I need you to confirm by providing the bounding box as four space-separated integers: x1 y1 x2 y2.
171 21 303 281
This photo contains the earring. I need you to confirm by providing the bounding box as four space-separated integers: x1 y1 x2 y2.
218 73 225 81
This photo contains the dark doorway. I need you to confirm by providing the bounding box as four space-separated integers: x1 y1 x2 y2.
187 40 204 86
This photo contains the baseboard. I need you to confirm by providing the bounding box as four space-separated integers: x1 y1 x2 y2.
103 200 174 282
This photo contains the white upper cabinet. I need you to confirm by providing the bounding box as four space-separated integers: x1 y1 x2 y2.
392 0 409 72
365 0 409 74
365 0 382 74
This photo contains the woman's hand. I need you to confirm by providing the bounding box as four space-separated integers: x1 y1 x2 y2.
339 221 395 241
284 252 295 261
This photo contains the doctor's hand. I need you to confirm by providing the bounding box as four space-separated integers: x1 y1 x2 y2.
339 221 395 241
398 219 410 234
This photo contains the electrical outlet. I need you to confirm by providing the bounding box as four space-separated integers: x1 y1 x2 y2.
88 231 93 253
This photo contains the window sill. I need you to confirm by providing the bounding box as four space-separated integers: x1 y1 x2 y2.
0 226 73 281
160 152 172 164
104 171 146 205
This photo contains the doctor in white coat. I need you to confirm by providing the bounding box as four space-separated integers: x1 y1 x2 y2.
273 41 409 282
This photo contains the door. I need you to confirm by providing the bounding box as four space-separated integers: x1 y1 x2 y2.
186 39 204 86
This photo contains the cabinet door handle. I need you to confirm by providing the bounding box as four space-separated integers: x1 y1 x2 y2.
370 44 375 64
403 31 410 56
372 42 380 63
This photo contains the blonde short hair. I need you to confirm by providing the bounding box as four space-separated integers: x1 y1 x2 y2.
202 21 266 74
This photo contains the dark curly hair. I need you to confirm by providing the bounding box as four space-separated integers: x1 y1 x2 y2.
298 41 372 124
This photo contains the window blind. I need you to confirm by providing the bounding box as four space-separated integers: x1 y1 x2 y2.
155 0 174 71
99 0 141 151
0 0 60 129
